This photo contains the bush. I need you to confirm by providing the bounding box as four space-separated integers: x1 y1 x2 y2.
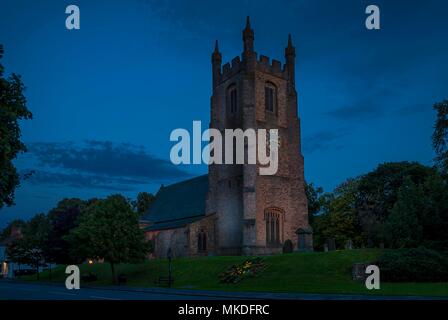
283 239 293 253
378 247 448 282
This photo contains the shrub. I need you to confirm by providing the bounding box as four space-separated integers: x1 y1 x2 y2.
283 239 293 253
378 247 448 282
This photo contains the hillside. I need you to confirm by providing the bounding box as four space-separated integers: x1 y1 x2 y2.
23 249 448 296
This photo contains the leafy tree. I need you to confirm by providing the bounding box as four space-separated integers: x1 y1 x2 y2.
0 219 25 241
385 178 425 248
67 194 150 283
356 162 434 246
132 192 155 215
5 239 28 266
313 178 364 250
6 213 50 279
45 198 86 264
304 182 324 225
385 171 448 251
419 173 448 251
432 99 448 175
0 45 32 208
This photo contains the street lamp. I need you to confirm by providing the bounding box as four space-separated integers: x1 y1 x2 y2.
167 248 173 288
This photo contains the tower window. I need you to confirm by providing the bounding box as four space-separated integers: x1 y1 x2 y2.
264 208 283 245
265 82 277 114
227 84 237 114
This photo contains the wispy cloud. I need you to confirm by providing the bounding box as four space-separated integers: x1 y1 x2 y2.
23 140 190 191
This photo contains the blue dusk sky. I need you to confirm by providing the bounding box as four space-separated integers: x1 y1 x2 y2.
0 0 447 227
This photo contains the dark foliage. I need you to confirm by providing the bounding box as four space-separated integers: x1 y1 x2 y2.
378 247 448 282
0 44 32 208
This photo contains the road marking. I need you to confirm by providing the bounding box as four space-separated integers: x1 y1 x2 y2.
90 295 120 300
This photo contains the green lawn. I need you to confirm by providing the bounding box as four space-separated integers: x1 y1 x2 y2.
23 249 448 297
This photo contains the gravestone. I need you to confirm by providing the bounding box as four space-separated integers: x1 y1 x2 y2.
345 240 353 250
327 238 336 251
352 263 370 281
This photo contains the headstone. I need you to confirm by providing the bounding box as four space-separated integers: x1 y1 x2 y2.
345 240 353 250
327 238 336 251
352 263 370 281
324 244 328 252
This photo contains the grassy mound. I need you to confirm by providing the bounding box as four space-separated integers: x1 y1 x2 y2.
23 249 448 296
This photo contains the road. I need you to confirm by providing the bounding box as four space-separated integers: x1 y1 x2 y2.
0 281 224 300
1 280 446 300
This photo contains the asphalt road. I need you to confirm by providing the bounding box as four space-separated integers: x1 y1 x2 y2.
0 281 223 300
1 280 446 300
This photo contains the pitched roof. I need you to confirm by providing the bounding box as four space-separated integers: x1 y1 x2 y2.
141 174 208 231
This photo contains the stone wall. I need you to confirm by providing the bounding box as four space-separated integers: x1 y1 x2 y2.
145 227 188 259
188 214 218 256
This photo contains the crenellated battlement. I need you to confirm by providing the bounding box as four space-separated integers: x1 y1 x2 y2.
220 55 243 82
213 17 295 87
218 53 288 84
256 55 286 78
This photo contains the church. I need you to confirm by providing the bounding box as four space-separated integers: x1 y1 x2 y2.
140 18 312 258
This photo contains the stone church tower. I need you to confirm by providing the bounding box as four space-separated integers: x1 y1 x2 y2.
205 17 312 255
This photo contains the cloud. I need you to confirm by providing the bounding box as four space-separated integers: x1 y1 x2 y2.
303 128 349 154
23 140 191 191
24 170 140 192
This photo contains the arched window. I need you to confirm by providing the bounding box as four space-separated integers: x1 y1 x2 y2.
264 208 283 245
265 82 277 114
227 84 237 114
197 229 207 252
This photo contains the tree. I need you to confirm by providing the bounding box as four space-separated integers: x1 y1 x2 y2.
385 172 448 252
6 213 50 279
132 192 155 215
432 99 448 175
356 162 434 246
313 178 364 250
0 219 25 241
385 178 425 248
45 198 86 264
67 194 150 283
304 182 324 225
0 44 32 208
419 173 448 251
5 239 28 267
